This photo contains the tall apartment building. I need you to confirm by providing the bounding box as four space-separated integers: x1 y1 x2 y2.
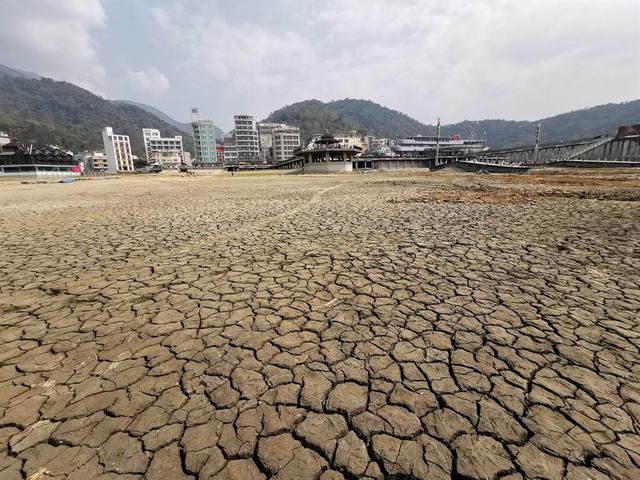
234 115 260 163
273 126 301 163
191 108 217 165
102 127 134 173
257 122 300 163
222 133 239 164
142 128 183 167
257 122 283 162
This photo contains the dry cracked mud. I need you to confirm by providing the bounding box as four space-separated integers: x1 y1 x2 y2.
0 169 639 480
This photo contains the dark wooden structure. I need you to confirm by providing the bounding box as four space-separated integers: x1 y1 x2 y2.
0 143 77 175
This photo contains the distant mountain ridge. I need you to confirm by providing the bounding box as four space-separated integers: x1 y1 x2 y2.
113 100 225 139
0 64 193 156
0 64 42 80
266 98 640 148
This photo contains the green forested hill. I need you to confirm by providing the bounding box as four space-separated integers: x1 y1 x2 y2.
266 98 640 147
329 99 429 138
265 100 362 142
0 75 193 156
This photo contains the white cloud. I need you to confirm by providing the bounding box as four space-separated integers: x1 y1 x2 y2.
126 67 170 95
148 0 639 126
149 5 316 87
0 0 107 94
0 0 637 127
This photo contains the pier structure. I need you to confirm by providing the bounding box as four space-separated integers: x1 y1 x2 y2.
482 125 640 166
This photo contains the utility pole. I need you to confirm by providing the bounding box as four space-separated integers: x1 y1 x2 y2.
534 123 541 163
435 117 441 165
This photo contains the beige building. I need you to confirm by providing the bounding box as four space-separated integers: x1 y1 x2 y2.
87 152 108 172
142 128 183 168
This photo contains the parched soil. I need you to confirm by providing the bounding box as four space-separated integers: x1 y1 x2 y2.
388 168 640 204
392 185 640 204
0 170 639 480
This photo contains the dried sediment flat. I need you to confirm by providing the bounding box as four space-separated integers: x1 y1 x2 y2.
0 170 639 480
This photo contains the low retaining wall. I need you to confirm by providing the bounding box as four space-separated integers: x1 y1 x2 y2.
304 161 352 173
532 160 640 168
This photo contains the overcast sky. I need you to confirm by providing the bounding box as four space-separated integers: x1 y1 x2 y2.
1 0 638 130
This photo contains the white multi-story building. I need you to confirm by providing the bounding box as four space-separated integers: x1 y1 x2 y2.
273 126 301 163
234 115 260 163
142 128 183 167
222 133 239 164
102 127 134 173
257 122 300 163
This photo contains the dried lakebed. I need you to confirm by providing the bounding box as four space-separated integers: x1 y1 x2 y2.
0 170 639 479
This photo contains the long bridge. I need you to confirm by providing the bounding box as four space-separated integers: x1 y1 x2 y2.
479 125 640 166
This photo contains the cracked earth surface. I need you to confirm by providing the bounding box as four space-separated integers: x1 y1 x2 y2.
1 170 639 480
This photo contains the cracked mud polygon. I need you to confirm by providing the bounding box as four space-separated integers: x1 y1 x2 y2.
1 169 639 480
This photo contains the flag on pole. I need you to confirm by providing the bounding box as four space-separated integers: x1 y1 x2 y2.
436 117 441 141
535 123 541 146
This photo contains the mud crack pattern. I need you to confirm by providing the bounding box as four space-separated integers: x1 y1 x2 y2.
1 171 639 479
